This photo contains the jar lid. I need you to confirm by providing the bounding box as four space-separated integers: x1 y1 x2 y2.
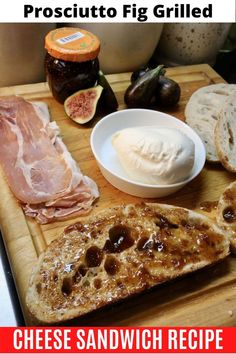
45 27 100 62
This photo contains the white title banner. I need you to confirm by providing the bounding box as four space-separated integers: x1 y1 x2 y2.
0 0 235 23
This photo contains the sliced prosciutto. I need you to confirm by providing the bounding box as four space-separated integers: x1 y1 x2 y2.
0 96 99 224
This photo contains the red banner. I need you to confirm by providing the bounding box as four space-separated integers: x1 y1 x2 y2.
0 327 235 353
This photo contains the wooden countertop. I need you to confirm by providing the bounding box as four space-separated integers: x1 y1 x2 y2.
0 64 236 326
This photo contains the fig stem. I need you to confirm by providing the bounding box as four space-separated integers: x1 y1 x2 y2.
154 64 166 77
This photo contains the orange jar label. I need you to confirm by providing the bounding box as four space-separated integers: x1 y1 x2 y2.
45 27 100 62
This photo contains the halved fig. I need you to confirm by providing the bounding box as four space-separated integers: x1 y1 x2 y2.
64 85 103 124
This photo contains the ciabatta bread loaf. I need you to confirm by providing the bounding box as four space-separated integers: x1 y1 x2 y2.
216 181 236 253
26 203 229 324
185 84 236 163
215 94 236 172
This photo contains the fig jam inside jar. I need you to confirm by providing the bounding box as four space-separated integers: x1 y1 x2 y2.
45 27 100 103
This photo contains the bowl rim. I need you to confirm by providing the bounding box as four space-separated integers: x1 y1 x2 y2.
90 108 206 189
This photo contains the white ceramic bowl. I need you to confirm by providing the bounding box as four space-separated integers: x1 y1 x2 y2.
90 109 206 198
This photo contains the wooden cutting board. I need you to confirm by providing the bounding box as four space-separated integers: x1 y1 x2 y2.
0 64 236 326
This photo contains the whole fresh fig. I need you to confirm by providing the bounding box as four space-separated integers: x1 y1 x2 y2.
130 66 150 83
97 70 118 112
124 65 165 108
155 76 181 107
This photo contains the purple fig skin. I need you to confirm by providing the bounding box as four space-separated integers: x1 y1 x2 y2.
124 65 165 108
155 76 181 108
98 70 118 112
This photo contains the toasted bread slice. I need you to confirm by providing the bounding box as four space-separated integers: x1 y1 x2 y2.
216 181 236 253
215 94 236 173
185 84 236 163
26 203 229 324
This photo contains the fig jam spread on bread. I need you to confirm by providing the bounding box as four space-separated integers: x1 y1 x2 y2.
26 203 229 324
217 181 236 254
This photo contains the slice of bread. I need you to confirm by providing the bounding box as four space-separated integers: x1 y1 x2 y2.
216 181 236 253
215 94 236 172
185 84 236 163
26 203 229 324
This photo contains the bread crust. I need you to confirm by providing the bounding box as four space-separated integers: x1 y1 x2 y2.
185 83 236 163
26 203 229 324
215 94 236 173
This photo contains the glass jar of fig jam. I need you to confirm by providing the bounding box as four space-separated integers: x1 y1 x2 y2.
45 27 100 103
